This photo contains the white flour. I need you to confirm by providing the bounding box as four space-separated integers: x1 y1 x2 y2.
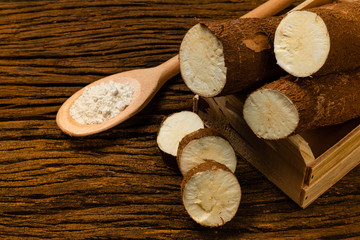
70 81 134 124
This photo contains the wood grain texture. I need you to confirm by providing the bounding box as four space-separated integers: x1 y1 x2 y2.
0 0 359 239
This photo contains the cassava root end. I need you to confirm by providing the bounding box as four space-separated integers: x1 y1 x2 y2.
177 128 237 176
181 160 241 227
243 88 299 140
180 18 284 97
275 2 360 77
244 70 360 139
179 23 227 97
274 11 330 77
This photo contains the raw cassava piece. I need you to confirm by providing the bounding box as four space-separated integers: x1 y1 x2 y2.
157 111 204 169
181 160 241 227
177 128 237 176
274 2 360 77
243 70 360 140
179 17 284 97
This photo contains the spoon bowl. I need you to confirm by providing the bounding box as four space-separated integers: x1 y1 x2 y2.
56 56 179 137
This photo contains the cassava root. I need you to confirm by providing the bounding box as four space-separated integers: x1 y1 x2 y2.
274 2 360 77
180 17 284 97
243 70 360 140
180 2 360 97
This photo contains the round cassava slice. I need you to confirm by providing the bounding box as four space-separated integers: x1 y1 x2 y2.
157 111 204 169
181 160 241 227
177 128 237 176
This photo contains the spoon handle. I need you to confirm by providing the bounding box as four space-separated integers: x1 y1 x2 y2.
157 55 180 86
242 0 293 18
289 0 332 12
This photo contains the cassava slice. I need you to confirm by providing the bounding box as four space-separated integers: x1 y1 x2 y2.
179 17 285 97
177 128 237 176
243 70 360 140
181 160 241 227
274 2 360 77
157 111 204 169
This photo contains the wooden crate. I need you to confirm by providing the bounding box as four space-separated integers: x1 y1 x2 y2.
194 95 360 208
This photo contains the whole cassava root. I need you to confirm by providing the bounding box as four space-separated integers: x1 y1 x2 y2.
180 17 285 97
274 2 360 77
243 70 360 140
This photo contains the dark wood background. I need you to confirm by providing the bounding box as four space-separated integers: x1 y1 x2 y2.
0 0 359 239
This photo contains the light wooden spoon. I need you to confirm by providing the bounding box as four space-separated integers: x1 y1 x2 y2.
56 0 293 137
56 55 179 137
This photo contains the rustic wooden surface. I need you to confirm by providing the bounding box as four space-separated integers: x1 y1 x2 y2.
0 0 359 239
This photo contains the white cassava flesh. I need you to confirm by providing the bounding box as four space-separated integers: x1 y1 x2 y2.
179 23 227 97
182 162 241 227
157 111 204 157
243 89 299 140
274 11 330 77
178 134 237 176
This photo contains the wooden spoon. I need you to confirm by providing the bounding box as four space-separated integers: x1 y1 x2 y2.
56 0 293 137
56 55 179 137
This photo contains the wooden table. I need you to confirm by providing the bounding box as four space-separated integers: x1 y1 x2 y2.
1 0 359 239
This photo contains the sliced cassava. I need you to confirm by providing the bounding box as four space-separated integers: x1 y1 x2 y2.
157 111 204 169
177 128 237 176
181 160 241 227
179 17 285 97
243 71 360 140
274 2 360 77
